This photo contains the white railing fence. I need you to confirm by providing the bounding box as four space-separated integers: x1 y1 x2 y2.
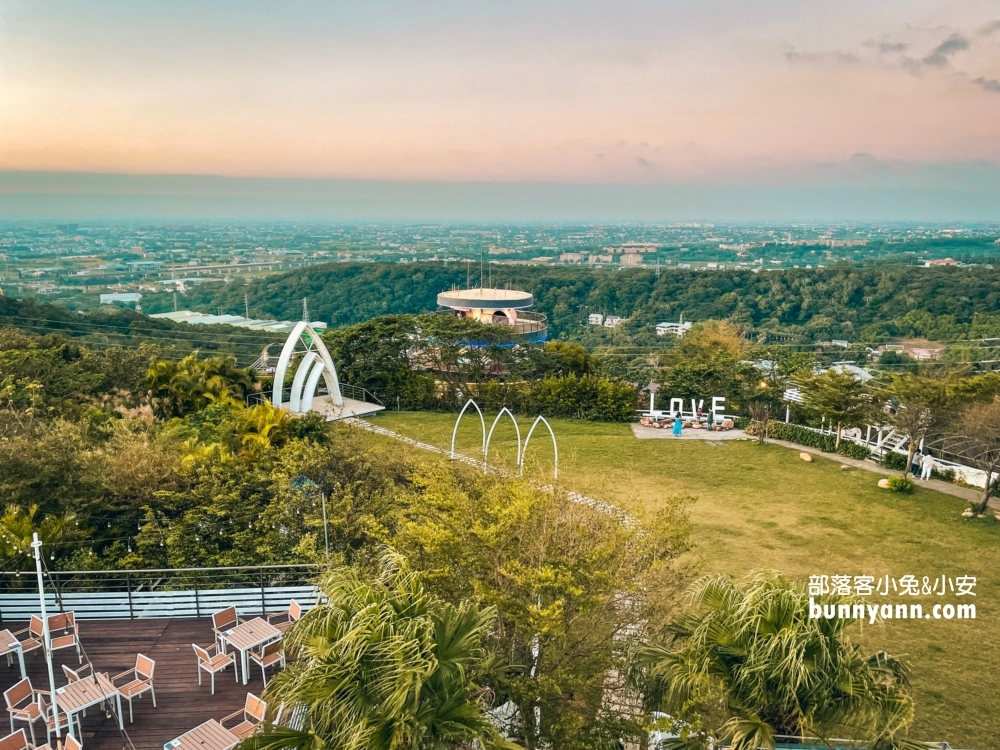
0 564 321 621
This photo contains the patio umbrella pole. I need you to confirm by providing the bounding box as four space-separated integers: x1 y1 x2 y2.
31 532 62 738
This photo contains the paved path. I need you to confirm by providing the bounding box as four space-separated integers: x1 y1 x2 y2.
631 424 749 440
766 438 999 511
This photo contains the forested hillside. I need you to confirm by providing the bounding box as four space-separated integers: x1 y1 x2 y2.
146 262 1000 344
0 294 271 363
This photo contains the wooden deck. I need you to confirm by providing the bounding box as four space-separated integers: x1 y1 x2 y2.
0 619 257 750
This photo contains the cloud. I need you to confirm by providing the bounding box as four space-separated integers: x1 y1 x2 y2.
636 157 657 169
972 76 1000 93
784 48 860 65
980 20 1000 36
922 33 969 67
863 39 908 54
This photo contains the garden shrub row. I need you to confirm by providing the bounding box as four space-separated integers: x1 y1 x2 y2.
746 420 871 460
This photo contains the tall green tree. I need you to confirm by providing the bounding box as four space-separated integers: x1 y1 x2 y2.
244 555 519 750
634 573 917 750
797 369 871 448
885 373 952 477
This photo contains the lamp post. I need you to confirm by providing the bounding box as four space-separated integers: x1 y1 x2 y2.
30 533 61 737
320 492 329 562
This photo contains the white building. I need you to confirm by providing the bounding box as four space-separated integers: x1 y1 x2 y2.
656 321 693 337
587 313 604 326
604 316 624 329
100 292 142 304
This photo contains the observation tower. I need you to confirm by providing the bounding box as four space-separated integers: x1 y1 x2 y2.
436 287 547 344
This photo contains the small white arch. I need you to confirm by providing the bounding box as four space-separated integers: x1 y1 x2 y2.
451 399 486 462
520 415 558 481
301 358 326 412
289 351 319 412
485 407 522 469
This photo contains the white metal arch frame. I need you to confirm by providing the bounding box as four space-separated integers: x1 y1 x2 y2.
485 407 522 469
451 399 486 461
520 415 558 480
273 321 343 413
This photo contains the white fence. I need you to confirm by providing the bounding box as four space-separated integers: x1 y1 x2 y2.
0 565 321 621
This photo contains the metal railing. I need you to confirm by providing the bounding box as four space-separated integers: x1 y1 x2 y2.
0 564 320 621
247 383 382 408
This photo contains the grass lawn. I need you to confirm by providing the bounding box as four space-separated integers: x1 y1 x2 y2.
370 410 1000 748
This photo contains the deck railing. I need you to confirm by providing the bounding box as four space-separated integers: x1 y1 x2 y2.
0 564 320 621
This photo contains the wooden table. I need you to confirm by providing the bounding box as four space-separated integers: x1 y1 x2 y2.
164 719 238 750
0 629 26 679
220 618 281 685
54 672 123 740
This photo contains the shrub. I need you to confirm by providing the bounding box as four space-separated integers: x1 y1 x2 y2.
745 420 870 459
838 442 871 460
733 416 752 430
932 466 956 483
886 476 915 493
881 452 908 471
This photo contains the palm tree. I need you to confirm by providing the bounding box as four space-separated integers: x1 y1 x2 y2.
0 504 76 571
634 573 920 750
146 353 257 417
239 403 292 452
241 554 519 750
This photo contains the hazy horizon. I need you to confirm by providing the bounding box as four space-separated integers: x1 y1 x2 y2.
2 168 1000 222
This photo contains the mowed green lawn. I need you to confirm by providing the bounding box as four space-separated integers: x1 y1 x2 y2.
370 411 1000 748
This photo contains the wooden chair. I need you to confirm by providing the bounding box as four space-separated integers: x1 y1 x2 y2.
63 735 81 750
112 654 156 723
248 640 284 686
266 600 302 634
192 643 237 695
3 679 42 745
46 613 82 664
211 607 242 648
11 619 44 661
34 695 79 746
221 694 266 740
0 728 50 750
61 663 93 684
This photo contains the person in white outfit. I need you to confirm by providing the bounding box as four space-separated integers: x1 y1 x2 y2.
920 452 934 480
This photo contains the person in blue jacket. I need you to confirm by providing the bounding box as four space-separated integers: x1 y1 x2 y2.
672 413 683 436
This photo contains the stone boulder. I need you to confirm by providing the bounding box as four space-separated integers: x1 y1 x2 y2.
878 478 890 489
800 452 813 463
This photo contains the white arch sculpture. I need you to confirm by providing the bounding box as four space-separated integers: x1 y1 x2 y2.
273 321 343 413
520 415 558 481
485 407 522 470
451 398 486 462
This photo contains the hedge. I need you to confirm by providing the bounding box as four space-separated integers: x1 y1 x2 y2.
457 374 639 422
745 420 870 460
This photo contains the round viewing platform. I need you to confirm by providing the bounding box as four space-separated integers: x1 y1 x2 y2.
436 287 534 310
436 286 547 344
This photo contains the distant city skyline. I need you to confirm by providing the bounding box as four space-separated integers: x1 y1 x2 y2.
1 1 999 219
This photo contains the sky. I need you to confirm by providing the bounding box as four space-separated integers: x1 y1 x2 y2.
2 0 1000 220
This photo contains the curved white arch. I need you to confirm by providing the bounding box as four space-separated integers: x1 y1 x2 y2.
273 321 343 412
451 399 486 462
485 407 522 469
520 415 558 481
301 358 326 412
289 351 319 412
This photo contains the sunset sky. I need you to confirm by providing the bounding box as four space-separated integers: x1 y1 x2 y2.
2 0 999 219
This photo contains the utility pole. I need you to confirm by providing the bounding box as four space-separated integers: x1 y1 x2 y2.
31 533 61 737
173 291 178 312
245 292 250 318
302 297 309 323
